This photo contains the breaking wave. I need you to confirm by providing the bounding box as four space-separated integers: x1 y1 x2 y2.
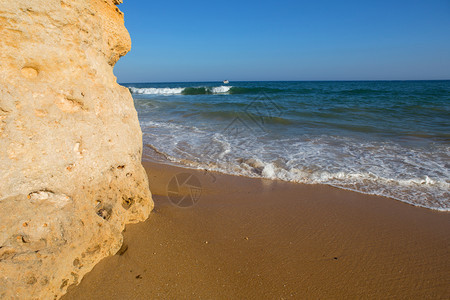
128 86 285 95
129 86 232 95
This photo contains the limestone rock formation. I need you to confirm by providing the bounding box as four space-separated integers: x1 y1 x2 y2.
0 0 153 298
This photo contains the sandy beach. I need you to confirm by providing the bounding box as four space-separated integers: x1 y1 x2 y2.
63 160 450 299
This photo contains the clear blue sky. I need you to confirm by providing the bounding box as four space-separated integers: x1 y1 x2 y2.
114 0 450 83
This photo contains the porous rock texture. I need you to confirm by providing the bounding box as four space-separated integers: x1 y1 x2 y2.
0 0 153 298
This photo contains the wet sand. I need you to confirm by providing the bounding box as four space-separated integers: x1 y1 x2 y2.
64 160 450 299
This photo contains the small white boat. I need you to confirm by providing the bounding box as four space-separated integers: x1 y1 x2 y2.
223 80 229 84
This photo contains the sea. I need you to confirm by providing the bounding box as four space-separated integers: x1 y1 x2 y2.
123 81 450 211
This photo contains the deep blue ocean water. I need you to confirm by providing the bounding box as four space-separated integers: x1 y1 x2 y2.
124 81 450 211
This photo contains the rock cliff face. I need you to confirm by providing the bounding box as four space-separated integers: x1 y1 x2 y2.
0 0 153 298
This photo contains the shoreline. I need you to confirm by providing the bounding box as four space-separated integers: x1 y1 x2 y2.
64 160 450 299
143 150 449 213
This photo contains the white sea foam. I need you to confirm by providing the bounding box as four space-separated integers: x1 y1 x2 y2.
139 119 450 211
211 86 232 93
129 87 185 95
129 86 232 95
262 163 276 178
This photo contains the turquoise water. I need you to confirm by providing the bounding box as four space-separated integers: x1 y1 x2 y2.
125 81 450 211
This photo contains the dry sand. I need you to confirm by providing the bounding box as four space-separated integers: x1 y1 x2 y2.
63 160 450 299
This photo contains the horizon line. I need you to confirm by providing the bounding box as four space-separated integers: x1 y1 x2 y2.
119 79 450 84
